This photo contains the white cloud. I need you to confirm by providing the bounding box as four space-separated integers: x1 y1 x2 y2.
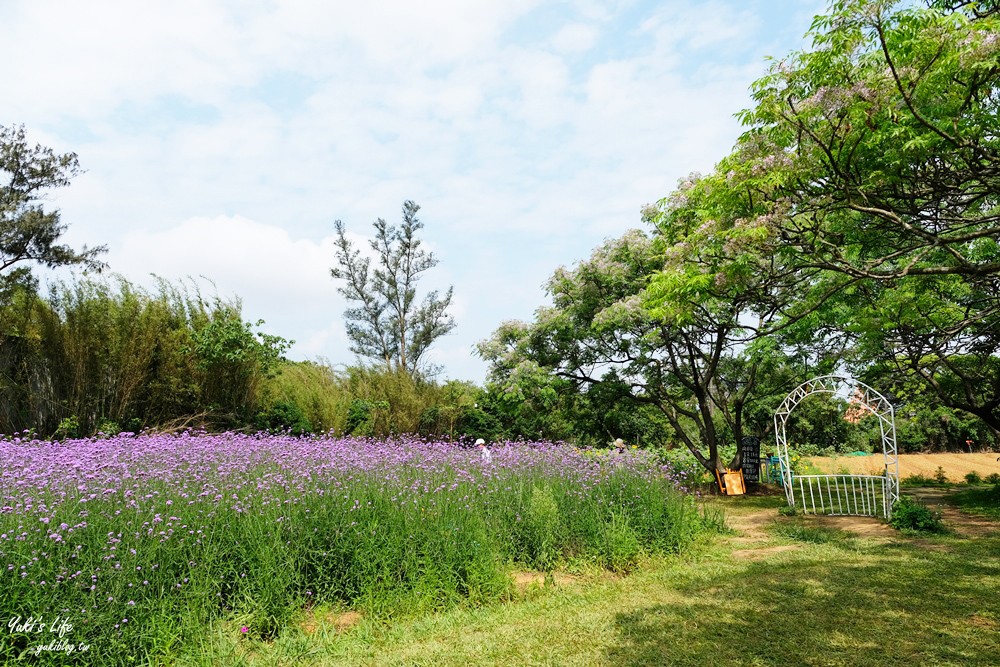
111 214 344 349
551 23 599 54
3 0 827 381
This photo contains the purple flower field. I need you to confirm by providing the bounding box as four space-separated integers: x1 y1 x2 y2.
1 432 706 665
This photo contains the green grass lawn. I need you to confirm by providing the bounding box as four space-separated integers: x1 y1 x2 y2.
947 484 1000 520
176 494 1000 667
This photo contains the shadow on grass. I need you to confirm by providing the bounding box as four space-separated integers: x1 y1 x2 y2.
608 533 1000 667
947 485 1000 520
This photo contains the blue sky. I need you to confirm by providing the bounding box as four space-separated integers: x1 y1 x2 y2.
1 0 826 381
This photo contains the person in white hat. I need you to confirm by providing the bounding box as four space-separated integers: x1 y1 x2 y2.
610 438 626 466
476 438 492 464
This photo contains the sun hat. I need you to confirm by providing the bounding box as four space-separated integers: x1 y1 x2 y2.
475 438 486 446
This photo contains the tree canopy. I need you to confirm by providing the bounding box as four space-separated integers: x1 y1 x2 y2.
0 125 105 296
480 0 1000 469
646 0 1000 436
725 0 1000 432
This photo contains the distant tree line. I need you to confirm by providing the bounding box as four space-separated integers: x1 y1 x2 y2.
5 0 999 453
0 124 494 440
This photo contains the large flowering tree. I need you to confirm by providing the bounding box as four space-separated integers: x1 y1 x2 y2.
715 0 1000 432
478 211 798 474
481 0 1000 464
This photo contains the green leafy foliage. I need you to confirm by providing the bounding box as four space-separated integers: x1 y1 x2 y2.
0 124 106 296
889 495 945 533
478 227 806 474
189 307 292 425
330 200 455 378
255 400 313 435
0 276 289 436
345 399 390 435
731 1 1000 433
53 415 80 440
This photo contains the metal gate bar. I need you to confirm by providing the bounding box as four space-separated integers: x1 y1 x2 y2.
791 474 888 518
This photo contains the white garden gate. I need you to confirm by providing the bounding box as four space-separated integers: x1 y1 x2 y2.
774 375 899 518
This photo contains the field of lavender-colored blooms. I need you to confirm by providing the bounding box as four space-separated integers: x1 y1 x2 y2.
0 432 711 665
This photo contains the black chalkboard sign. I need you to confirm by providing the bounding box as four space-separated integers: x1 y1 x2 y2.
740 436 761 483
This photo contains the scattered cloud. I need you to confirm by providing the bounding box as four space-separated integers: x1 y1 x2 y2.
2 0 825 381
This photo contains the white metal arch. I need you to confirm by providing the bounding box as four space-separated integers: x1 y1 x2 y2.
774 375 899 517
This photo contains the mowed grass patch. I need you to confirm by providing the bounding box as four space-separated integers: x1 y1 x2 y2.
947 484 1000 520
187 499 1000 667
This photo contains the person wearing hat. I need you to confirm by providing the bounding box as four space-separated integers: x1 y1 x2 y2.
610 438 627 465
476 438 492 464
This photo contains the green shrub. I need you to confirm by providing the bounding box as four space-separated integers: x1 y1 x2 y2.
889 496 945 533
455 405 503 441
53 415 80 440
964 471 983 485
600 513 642 573
95 418 120 436
933 466 949 484
256 400 313 435
345 398 389 435
986 472 1000 485
901 473 935 487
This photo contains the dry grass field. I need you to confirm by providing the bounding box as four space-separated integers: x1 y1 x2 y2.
808 452 1000 481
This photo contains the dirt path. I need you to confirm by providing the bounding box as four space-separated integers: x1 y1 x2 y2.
721 487 999 554
724 508 803 559
907 487 999 537
806 513 898 538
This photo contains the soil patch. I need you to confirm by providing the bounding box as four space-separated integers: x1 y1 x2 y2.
968 615 999 631
511 571 585 591
804 514 896 539
731 545 801 560
724 510 774 541
299 609 363 635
